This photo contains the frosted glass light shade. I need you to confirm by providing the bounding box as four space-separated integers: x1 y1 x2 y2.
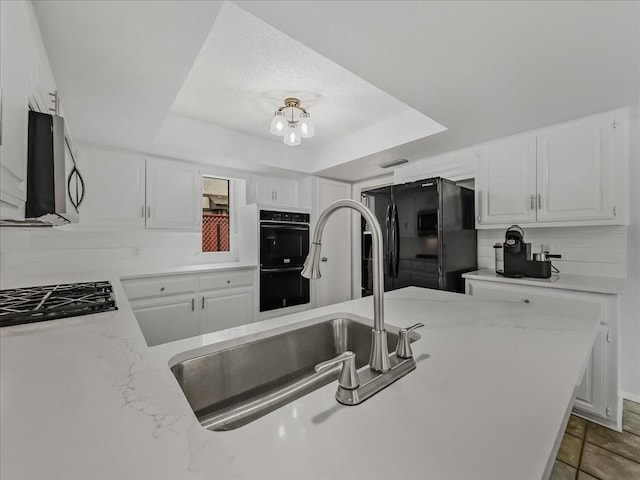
270 111 286 136
299 113 315 138
283 122 301 146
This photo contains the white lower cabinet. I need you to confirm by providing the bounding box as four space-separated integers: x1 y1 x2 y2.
132 295 196 346
465 279 619 428
200 288 253 334
122 268 256 346
574 324 606 416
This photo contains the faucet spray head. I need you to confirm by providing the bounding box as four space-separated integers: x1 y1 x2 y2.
301 242 322 279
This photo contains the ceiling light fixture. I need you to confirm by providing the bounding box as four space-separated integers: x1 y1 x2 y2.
270 97 315 146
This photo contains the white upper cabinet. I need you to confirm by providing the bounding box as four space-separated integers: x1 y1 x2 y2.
80 149 146 227
536 115 615 222
1 0 69 220
249 175 298 207
0 0 30 216
145 158 200 230
79 148 200 230
476 136 537 225
475 108 628 229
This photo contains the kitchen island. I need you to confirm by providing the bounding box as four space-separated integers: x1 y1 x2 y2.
0 276 600 480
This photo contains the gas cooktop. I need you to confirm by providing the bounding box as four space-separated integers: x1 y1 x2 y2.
0 281 117 327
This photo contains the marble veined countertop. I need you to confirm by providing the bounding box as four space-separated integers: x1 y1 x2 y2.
463 269 626 295
0 275 600 480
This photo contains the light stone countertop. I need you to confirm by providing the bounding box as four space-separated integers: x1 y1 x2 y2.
0 273 601 480
463 268 627 295
118 261 258 280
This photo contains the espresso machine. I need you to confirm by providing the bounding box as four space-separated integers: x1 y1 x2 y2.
501 225 560 278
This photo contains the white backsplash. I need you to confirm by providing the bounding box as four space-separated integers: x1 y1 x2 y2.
478 225 628 278
0 227 233 288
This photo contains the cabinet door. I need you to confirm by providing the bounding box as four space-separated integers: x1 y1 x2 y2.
146 158 200 230
252 177 274 205
79 149 146 227
574 324 606 418
315 178 351 307
536 116 615 222
132 297 196 346
0 0 30 215
272 178 297 206
475 136 537 225
199 288 254 334
251 176 298 206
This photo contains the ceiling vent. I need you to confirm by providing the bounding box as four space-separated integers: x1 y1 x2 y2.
378 158 409 169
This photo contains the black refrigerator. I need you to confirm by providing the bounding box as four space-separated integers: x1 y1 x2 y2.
361 177 477 295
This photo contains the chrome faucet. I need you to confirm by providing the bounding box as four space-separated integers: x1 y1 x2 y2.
304 199 425 406
302 199 390 372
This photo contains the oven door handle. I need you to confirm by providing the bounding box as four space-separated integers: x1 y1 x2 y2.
260 224 310 230
260 266 304 273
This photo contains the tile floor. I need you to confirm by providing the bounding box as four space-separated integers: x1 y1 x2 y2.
550 399 640 480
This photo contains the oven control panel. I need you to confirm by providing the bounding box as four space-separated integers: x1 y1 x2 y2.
260 210 310 224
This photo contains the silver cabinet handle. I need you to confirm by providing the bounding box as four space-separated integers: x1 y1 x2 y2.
147 205 151 218
530 195 536 211
141 205 144 218
315 351 359 390
191 298 194 311
201 297 205 309
537 194 542 210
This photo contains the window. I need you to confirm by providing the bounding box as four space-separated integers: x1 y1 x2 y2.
202 176 230 252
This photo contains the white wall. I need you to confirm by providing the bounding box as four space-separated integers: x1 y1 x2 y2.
0 144 251 288
0 227 201 287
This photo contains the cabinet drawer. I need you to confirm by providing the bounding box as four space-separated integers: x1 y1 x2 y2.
199 269 254 291
122 275 197 300
466 280 608 323
468 281 554 305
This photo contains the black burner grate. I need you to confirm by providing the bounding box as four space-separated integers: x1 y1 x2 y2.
0 281 118 327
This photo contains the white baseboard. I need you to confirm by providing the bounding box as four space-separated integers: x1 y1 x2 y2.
621 391 640 404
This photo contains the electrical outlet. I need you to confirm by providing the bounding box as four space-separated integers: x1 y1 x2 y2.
541 243 552 253
133 247 141 257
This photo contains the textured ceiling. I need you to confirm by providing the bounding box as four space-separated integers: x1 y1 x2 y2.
240 0 640 181
170 2 420 148
32 1 639 181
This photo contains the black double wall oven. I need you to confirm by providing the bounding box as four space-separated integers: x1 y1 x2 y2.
259 210 310 312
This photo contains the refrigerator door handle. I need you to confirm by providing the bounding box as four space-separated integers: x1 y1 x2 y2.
392 204 399 278
385 205 392 276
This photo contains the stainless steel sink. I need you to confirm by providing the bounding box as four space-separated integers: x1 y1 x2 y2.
170 315 415 431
